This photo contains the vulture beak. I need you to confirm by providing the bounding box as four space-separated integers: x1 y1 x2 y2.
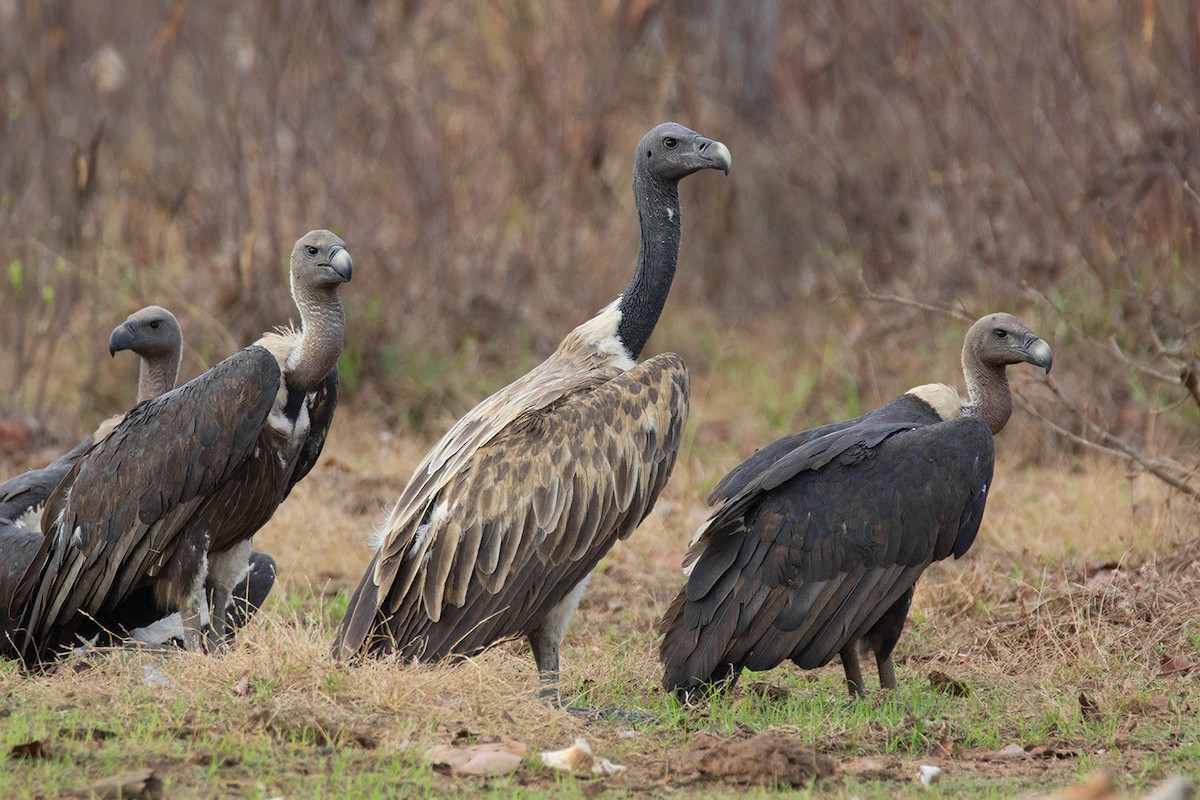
327 245 353 283
108 322 136 357
1021 333 1053 374
698 138 732 175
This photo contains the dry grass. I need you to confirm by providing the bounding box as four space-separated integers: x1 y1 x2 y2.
1 2 1199 795
6 322 1198 797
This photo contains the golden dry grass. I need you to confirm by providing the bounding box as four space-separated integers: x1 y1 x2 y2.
3 303 1199 797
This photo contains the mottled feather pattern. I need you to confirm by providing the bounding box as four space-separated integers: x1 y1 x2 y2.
661 407 994 693
334 350 689 661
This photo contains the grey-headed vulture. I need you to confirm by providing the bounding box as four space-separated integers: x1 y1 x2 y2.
6 231 350 665
660 313 1053 699
0 305 184 527
333 123 731 711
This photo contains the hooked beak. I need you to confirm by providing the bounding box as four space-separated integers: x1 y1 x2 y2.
327 244 353 283
1021 333 1053 374
698 138 732 176
108 322 135 357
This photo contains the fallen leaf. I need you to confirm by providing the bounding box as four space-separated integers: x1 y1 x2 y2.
928 671 970 698
1148 693 1171 711
1160 652 1197 676
9 740 49 760
231 672 251 697
426 741 527 777
594 757 627 776
932 738 955 757
1079 691 1100 722
979 743 1029 761
80 768 164 800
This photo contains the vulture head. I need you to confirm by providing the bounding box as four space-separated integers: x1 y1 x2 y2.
965 313 1053 375
962 312 1053 434
290 229 353 293
635 122 732 183
108 305 182 360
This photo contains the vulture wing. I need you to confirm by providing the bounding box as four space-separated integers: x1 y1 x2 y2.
335 353 689 660
662 416 993 691
0 437 95 523
9 346 280 661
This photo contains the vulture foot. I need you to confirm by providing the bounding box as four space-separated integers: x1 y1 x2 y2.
563 704 656 726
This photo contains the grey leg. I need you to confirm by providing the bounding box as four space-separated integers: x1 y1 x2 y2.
181 592 204 653
528 625 563 706
841 643 866 699
876 652 897 691
206 586 231 654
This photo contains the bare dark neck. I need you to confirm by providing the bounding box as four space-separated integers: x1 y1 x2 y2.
616 175 681 361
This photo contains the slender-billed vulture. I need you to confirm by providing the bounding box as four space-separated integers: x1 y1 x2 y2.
333 123 730 709
7 231 350 664
660 313 1053 699
0 306 184 527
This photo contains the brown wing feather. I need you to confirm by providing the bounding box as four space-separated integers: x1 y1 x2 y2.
333 353 688 660
8 347 280 662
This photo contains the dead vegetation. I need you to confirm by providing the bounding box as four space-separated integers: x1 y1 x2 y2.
2 1 1200 797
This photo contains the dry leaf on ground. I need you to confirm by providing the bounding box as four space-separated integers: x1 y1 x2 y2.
425 741 527 777
78 768 164 800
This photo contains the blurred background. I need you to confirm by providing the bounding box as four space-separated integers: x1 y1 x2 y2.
0 0 1197 492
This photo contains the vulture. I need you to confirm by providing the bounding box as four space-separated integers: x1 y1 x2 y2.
0 305 183 527
6 231 350 664
333 122 731 709
659 313 1053 699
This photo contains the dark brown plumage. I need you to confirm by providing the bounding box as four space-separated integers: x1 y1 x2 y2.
660 313 1053 699
0 306 184 527
333 123 730 709
6 232 350 664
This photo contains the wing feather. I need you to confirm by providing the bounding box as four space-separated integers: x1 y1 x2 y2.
9 347 280 662
661 414 994 692
334 353 689 661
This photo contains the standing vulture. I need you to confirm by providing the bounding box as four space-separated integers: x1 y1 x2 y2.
7 231 350 664
333 123 731 708
0 305 183 527
660 313 1053 699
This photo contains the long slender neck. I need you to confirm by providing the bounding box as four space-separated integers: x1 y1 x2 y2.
136 350 181 402
616 173 681 360
286 284 345 391
961 349 1012 434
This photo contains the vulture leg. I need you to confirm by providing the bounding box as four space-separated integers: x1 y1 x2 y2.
877 653 897 691
839 643 867 699
206 586 232 653
180 587 205 653
527 625 563 705
862 587 912 693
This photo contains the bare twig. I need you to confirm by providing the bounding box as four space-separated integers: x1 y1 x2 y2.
1013 384 1199 501
855 274 975 324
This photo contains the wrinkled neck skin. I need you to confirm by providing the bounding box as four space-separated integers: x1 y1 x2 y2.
962 349 1012 435
616 173 681 361
137 352 181 403
286 284 345 391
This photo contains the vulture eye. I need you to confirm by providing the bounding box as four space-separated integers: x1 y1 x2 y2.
663 136 678 149
149 321 161 330
305 245 319 256
994 329 1008 339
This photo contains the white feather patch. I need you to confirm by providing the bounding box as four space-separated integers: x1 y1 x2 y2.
906 383 962 421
